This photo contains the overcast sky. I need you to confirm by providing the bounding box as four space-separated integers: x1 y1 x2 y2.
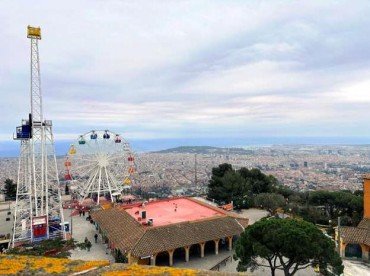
1 1 370 143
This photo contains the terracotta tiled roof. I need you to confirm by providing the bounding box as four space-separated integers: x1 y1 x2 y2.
340 226 370 246
91 207 146 253
92 200 247 257
131 216 245 257
238 217 249 228
357 218 370 230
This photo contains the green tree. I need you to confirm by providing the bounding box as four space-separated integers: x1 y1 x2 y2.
208 164 280 205
254 193 285 215
308 190 363 225
333 191 363 217
288 194 302 204
208 166 250 205
220 171 250 204
309 191 335 217
7 237 75 257
3 178 17 199
212 163 233 178
234 218 343 276
238 167 277 194
115 250 128 263
296 206 329 225
207 163 234 202
272 184 295 198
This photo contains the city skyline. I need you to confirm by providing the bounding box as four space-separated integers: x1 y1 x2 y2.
1 2 368 273
2 1 370 142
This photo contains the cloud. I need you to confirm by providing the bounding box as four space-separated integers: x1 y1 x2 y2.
1 0 370 143
333 79 370 103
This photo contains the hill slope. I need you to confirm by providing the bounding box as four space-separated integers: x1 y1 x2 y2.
155 146 252 155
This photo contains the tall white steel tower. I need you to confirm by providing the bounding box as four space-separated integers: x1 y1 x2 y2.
12 26 65 247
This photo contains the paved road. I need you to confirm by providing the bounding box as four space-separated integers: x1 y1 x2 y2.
174 249 233 270
232 208 269 225
343 259 370 276
219 255 316 275
64 209 114 263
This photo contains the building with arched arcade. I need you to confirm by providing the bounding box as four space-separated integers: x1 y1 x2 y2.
338 175 370 262
91 197 248 266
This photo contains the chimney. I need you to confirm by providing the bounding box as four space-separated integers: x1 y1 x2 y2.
364 175 370 219
141 210 146 220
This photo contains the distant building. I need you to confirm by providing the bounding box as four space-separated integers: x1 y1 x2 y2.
337 175 370 261
92 197 248 266
304 161 308 168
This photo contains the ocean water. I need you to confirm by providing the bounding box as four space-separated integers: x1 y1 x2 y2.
1 136 370 157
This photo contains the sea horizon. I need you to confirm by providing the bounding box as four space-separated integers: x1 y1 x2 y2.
0 136 370 157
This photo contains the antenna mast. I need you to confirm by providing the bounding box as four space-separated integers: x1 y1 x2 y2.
194 153 198 186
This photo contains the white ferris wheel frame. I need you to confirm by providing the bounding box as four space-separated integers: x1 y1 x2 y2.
66 130 135 204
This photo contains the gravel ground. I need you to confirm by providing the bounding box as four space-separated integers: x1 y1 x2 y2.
232 208 269 224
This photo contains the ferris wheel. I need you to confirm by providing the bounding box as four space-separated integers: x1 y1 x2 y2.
64 130 135 204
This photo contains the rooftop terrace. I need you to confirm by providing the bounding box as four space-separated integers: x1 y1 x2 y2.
124 198 225 227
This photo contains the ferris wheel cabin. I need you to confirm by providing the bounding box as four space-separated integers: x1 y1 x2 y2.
90 131 98 140
103 130 110 139
78 135 86 145
115 134 122 143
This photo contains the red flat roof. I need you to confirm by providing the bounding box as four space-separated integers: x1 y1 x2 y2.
124 198 225 227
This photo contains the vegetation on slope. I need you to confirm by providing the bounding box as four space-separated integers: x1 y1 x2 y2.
155 146 252 155
234 218 344 276
0 254 109 275
2 178 17 200
207 163 363 226
100 264 197 276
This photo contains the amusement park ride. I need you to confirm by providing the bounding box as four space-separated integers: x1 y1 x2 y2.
11 26 136 247
65 130 136 204
12 27 65 246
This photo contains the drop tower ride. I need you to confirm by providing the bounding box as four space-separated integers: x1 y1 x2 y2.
12 26 65 247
